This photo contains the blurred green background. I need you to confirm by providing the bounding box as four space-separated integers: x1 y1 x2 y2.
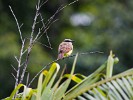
0 0 133 99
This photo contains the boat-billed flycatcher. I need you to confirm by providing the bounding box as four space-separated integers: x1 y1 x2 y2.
57 39 74 59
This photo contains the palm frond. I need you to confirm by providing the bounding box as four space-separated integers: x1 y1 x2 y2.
63 51 133 100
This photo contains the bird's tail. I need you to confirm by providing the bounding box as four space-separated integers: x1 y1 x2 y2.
57 53 64 59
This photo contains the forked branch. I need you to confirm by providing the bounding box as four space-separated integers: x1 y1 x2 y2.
9 6 26 88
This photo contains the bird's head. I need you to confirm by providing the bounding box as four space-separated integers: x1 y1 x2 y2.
63 39 74 42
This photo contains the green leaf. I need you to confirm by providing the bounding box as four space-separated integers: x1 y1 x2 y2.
111 80 129 100
65 69 133 100
42 63 59 91
82 92 96 100
106 82 123 100
22 86 33 100
106 51 115 78
53 53 78 100
122 77 133 98
41 63 60 100
62 74 82 83
64 60 107 100
52 66 66 92
36 72 43 100
4 84 24 100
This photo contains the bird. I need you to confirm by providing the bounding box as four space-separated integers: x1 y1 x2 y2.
57 39 74 59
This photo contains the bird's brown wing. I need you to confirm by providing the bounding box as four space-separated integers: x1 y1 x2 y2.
58 42 73 59
58 42 72 53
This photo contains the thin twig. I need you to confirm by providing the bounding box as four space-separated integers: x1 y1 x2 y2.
35 41 53 49
9 5 26 88
34 0 79 49
20 23 24 28
11 65 17 72
33 12 53 45
14 56 19 62
19 0 42 84
40 13 52 48
9 6 23 42
33 28 41 42
28 51 103 87
40 0 49 8
26 37 53 49
22 49 27 55
11 73 16 80
15 40 25 87
44 6 63 30
36 0 78 41
37 18 59 40
45 0 78 30
20 62 25 67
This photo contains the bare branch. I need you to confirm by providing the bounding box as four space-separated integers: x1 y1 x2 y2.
15 40 25 87
40 0 49 7
26 37 53 49
35 41 53 49
68 0 79 6
33 14 58 50
9 6 24 42
20 23 24 28
14 56 19 62
19 52 30 84
37 18 59 40
44 0 78 30
19 0 42 84
32 13 53 49
32 0 79 50
37 0 41 7
11 65 17 72
20 62 25 67
22 49 27 55
9 5 26 88
11 73 16 80
28 51 103 87
40 13 52 48
33 28 41 42
44 6 62 29
36 0 78 41
35 18 45 25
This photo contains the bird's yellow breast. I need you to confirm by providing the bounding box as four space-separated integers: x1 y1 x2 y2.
64 49 73 57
